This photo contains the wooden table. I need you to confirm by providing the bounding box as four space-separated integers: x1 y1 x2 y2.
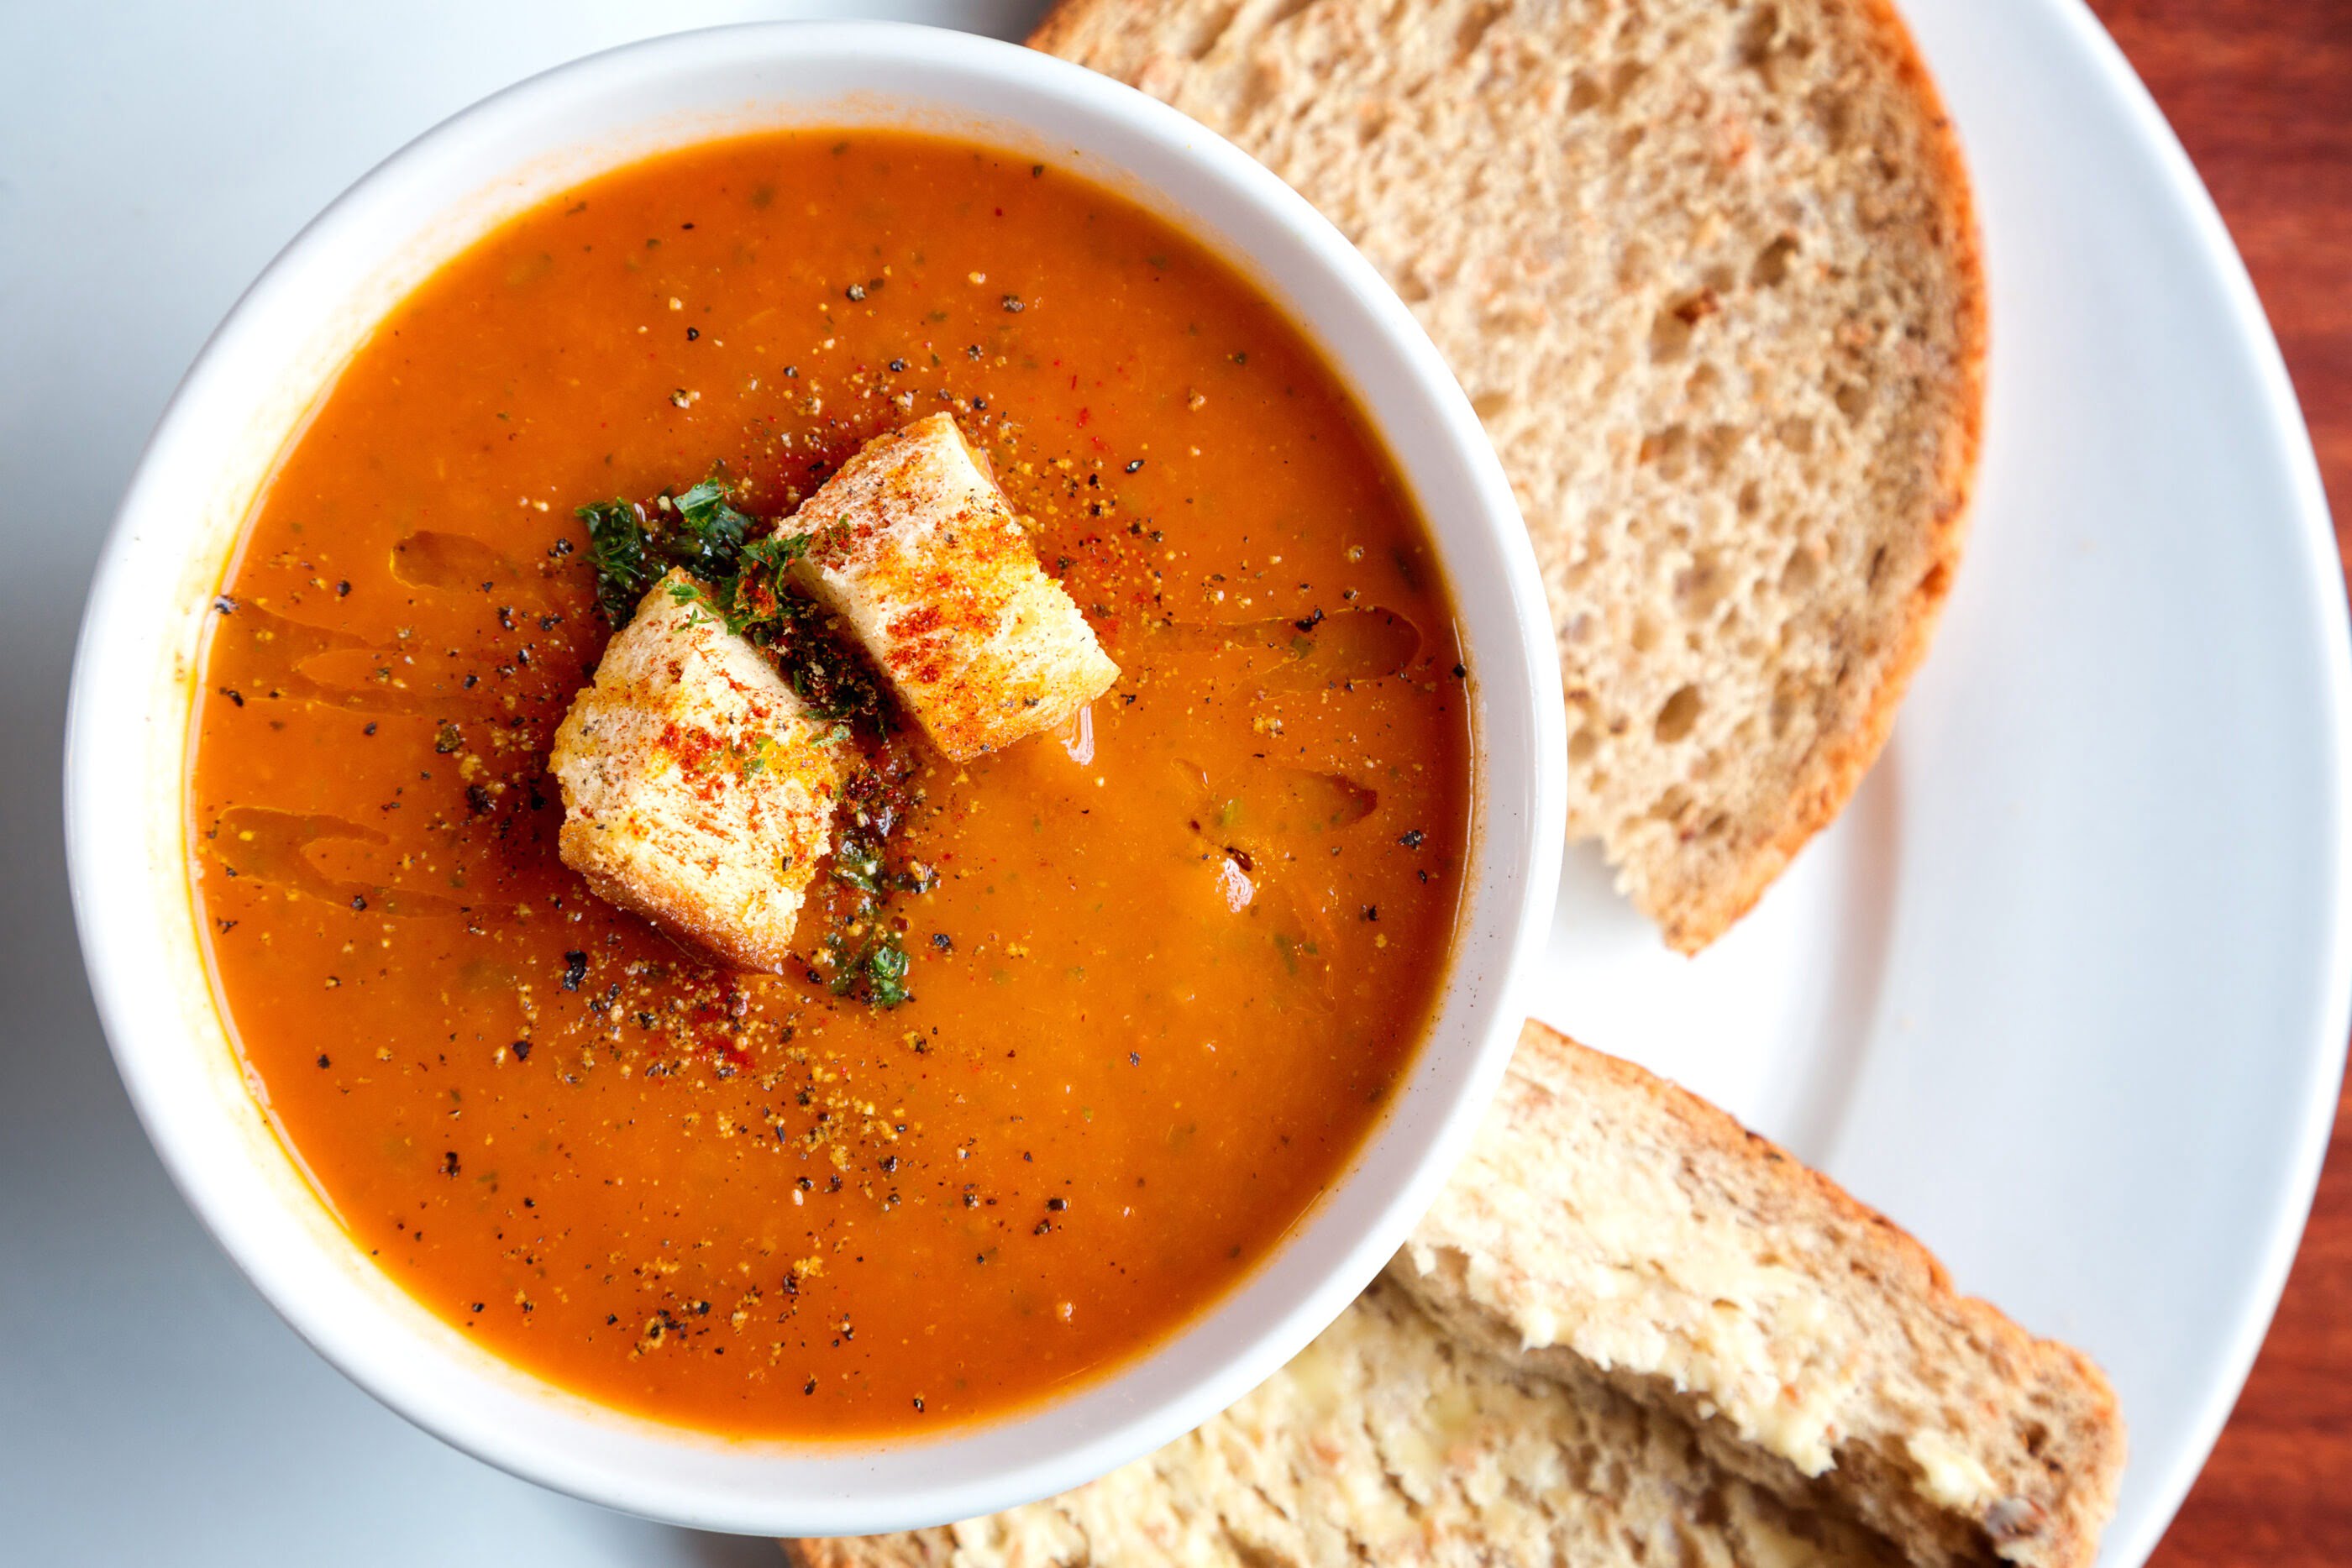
2084 3 2352 1561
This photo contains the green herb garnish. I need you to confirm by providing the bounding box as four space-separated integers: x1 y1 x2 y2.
738 530 813 575
575 471 763 627
575 472 885 726
669 479 755 579
831 831 885 895
824 925 911 1009
580 500 650 624
858 937 910 1008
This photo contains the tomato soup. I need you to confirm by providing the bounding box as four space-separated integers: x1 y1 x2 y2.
188 131 1472 1437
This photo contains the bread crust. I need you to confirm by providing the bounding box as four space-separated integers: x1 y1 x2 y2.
1645 1 1985 952
789 1534 958 1568
1031 0 1987 953
1022 0 1104 59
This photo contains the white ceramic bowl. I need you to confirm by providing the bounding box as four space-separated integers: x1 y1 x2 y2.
63 21 1564 1537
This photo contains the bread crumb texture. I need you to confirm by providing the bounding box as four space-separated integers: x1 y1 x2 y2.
791 412 1120 760
1032 0 1984 950
549 569 843 972
789 1025 2121 1568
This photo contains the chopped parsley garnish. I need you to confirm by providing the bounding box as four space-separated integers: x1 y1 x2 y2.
580 499 650 624
668 479 756 579
853 936 911 1008
810 767 932 1011
831 831 885 895
575 471 883 726
575 471 769 628
824 925 911 1009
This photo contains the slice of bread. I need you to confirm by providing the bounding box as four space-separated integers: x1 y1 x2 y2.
784 1023 2122 1568
1397 1023 2123 1568
1032 0 1984 951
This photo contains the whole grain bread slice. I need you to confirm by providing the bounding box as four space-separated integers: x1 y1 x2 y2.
1396 1022 2123 1568
1032 0 1985 951
785 1023 2121 1568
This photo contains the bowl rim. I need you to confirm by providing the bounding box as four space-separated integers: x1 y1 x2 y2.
64 18 1566 1534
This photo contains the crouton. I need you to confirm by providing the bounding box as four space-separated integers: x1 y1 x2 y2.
550 569 844 972
789 414 1119 759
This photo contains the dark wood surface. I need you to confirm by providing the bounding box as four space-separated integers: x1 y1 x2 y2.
2083 2 2352 1562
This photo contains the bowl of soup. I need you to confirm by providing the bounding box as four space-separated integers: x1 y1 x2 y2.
65 20 1563 1535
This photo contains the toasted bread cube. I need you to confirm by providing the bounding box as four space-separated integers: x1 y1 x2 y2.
550 569 843 973
789 413 1119 759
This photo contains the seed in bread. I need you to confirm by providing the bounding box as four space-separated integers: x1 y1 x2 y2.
789 413 1120 760
549 569 843 972
1031 0 1984 952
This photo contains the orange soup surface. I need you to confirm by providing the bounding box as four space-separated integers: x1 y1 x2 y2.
189 131 1472 1437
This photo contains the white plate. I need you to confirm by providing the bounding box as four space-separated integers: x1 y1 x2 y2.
3 1 2344 1563
1534 4 2349 1565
